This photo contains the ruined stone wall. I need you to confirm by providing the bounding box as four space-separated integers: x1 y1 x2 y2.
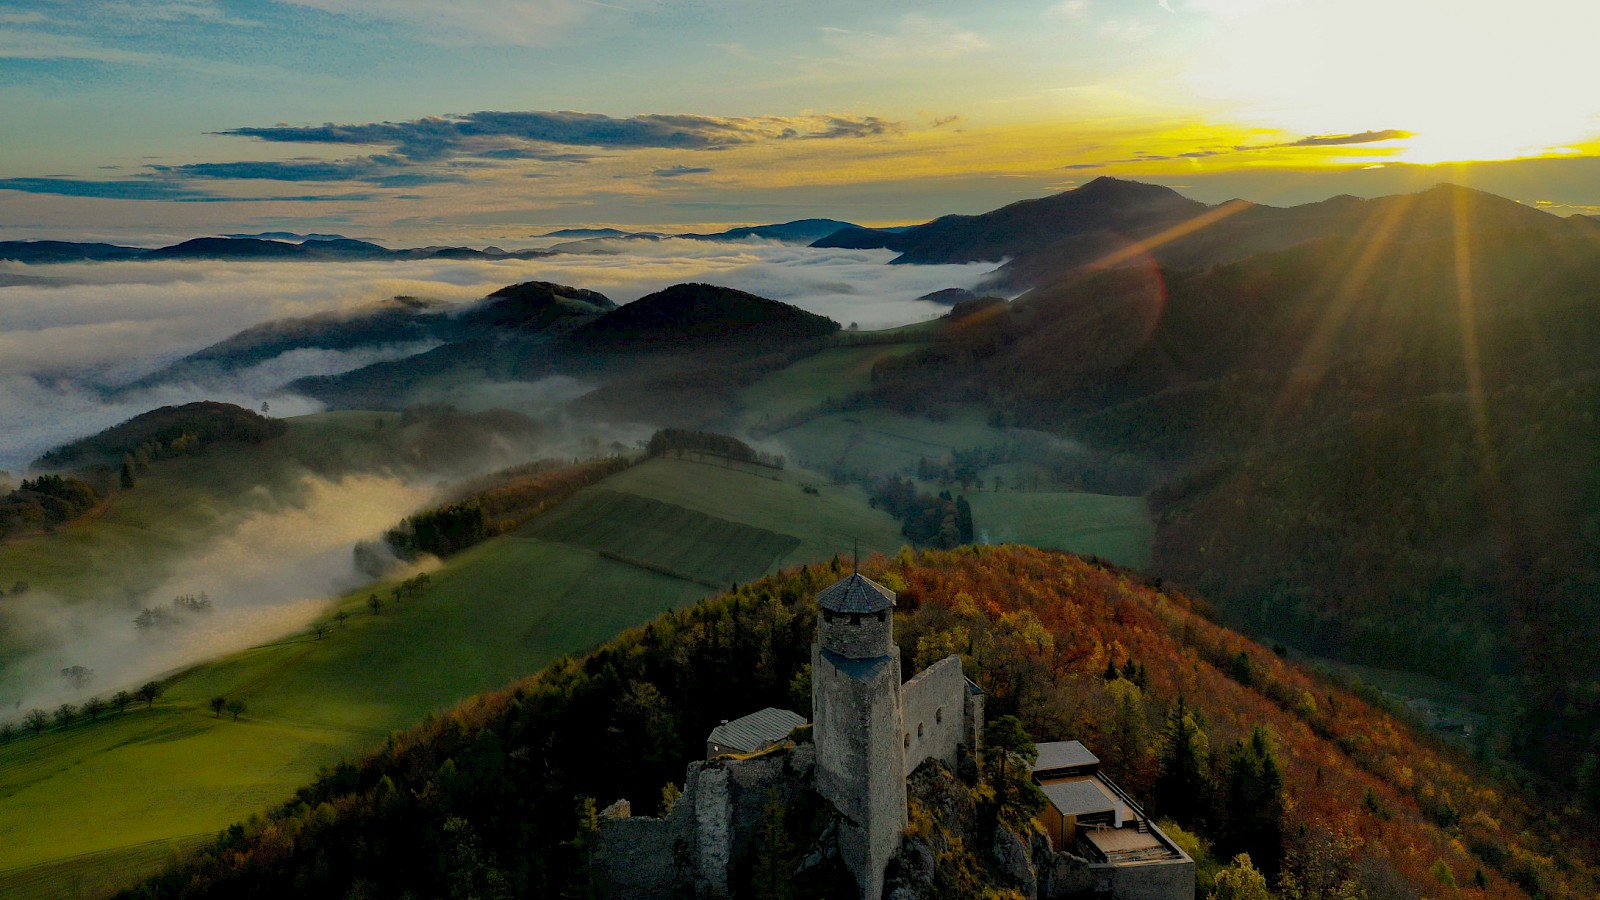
595 746 818 899
901 655 968 774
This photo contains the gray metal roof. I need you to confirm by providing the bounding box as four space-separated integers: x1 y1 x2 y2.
1041 780 1117 817
817 573 895 613
706 707 807 753
1034 740 1100 773
820 648 892 683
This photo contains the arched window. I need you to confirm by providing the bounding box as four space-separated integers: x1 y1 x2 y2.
917 723 924 739
936 707 943 724
904 733 910 749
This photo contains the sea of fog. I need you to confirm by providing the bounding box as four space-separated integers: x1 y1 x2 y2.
0 239 996 474
0 240 994 713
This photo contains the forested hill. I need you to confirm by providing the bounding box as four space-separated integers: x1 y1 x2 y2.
568 282 839 349
118 547 1596 899
33 401 285 469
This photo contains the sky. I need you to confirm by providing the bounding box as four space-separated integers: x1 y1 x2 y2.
3 0 1599 242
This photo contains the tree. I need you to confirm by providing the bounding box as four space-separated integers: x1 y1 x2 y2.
82 696 108 721
1213 854 1272 900
111 690 133 714
60 664 95 689
368 593 382 615
751 790 799 900
660 781 682 816
24 709 48 735
210 696 227 718
313 622 330 641
1154 697 1212 829
955 494 975 544
983 714 1046 823
135 680 164 708
120 459 136 489
335 610 348 628
225 700 245 722
54 703 77 729
0 721 13 744
1217 727 1286 879
560 797 600 900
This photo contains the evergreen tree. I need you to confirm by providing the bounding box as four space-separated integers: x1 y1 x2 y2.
1217 727 1286 879
954 495 974 544
1154 697 1212 829
751 790 799 900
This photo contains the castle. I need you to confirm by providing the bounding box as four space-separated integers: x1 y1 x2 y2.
595 572 1193 899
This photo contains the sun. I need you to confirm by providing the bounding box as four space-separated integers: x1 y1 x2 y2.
1186 0 1599 165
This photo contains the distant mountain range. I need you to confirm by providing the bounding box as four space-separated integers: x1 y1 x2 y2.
0 218 871 265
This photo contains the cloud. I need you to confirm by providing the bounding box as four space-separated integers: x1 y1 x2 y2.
653 165 713 178
151 157 468 186
0 245 994 467
219 109 899 160
0 176 379 202
1283 129 1414 147
0 177 205 200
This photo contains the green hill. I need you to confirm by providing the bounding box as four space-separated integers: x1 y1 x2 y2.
0 453 905 896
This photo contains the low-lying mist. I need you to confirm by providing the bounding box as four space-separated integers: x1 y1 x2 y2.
0 243 991 473
0 473 434 717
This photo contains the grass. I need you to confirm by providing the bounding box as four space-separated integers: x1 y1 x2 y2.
589 456 905 566
732 344 921 431
0 411 404 610
771 404 1005 476
0 452 904 894
527 490 800 587
0 535 707 893
963 491 1153 570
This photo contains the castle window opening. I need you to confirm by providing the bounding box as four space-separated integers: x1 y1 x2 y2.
904 733 910 749
851 613 861 625
936 707 943 724
917 723 924 739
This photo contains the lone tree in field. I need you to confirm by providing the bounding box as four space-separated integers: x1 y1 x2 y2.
0 721 13 744
335 610 348 629
210 696 227 718
53 703 77 729
24 709 48 735
135 681 164 709
225 700 245 722
111 690 132 714
368 593 382 615
313 622 330 641
82 696 108 721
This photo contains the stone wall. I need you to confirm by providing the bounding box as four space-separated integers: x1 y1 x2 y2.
900 655 968 774
595 746 818 898
820 611 893 659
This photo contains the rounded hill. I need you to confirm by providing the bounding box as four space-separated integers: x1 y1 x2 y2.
568 282 839 349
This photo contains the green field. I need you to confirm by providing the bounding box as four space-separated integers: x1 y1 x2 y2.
587 456 905 565
0 412 405 608
733 343 921 431
771 404 1005 476
0 453 906 896
963 491 1153 569
0 535 709 895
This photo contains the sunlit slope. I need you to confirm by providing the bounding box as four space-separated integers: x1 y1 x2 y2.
0 453 904 894
0 412 406 605
564 456 904 567
0 536 707 891
964 490 1152 568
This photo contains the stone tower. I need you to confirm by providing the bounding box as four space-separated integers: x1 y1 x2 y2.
812 573 906 900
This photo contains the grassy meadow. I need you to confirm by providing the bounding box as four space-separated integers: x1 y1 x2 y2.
0 452 906 896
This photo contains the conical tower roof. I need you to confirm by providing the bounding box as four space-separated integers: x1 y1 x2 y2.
817 572 895 614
